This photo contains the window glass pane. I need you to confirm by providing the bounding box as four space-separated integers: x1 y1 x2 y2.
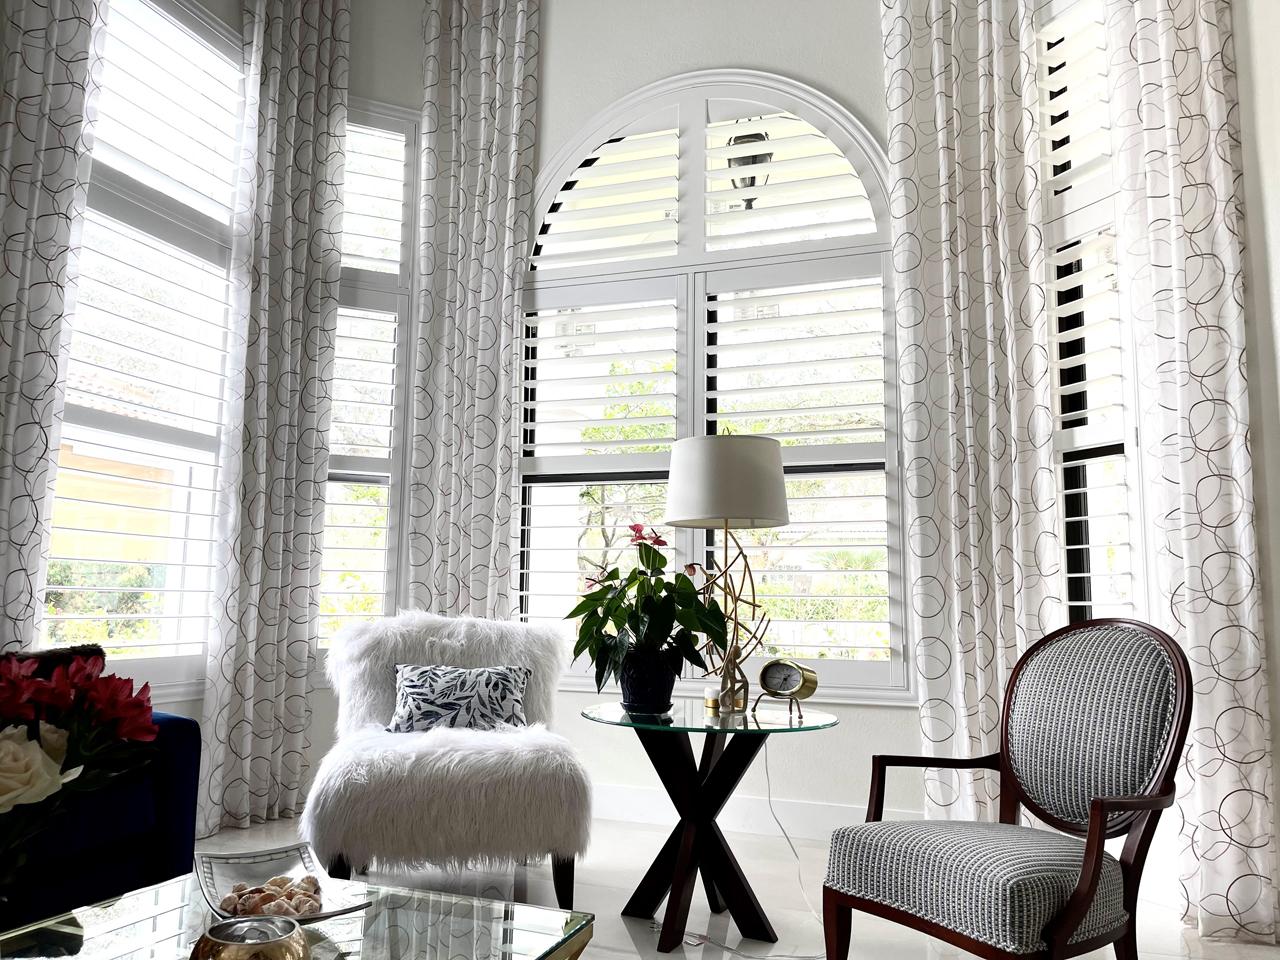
1063 453 1134 621
531 128 678 272
319 481 391 642
332 307 398 459
519 480 669 626
522 299 678 457
707 278 885 446
705 112 873 251
95 0 242 220
42 424 217 657
713 472 890 662
342 124 407 273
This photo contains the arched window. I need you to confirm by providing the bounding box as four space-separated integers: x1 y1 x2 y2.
518 71 905 697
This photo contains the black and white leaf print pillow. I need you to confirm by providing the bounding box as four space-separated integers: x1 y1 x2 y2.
386 664 531 732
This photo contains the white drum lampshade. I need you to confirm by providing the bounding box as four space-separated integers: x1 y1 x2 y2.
664 435 788 530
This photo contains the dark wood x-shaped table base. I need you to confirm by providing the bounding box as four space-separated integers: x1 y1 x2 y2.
622 728 778 953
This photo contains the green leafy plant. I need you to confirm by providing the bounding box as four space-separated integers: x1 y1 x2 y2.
569 524 729 692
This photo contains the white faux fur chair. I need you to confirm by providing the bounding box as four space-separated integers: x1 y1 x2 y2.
301 611 591 908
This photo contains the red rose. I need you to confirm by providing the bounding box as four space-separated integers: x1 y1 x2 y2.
85 675 158 743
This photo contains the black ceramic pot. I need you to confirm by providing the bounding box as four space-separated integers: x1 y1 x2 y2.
618 649 677 714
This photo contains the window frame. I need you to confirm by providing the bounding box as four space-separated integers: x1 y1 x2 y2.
1036 0 1150 623
41 0 243 694
521 70 912 705
319 98 419 645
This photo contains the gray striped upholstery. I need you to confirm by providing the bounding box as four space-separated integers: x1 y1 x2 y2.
826 820 1126 953
1006 622 1176 826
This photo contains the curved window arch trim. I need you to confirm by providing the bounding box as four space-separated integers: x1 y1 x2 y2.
529 69 892 282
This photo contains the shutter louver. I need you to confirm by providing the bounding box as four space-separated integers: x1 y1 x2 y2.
706 278 885 446
342 124 407 274
331 307 398 460
95 0 241 220
531 129 679 271
705 113 873 251
320 481 392 639
522 298 678 457
1039 8 1111 204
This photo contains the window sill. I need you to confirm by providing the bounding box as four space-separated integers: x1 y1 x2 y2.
555 671 917 708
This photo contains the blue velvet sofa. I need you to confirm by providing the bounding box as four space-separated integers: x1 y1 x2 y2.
0 710 200 931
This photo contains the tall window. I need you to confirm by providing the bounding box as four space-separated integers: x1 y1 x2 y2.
519 74 905 695
1037 2 1139 622
318 113 414 640
42 0 243 658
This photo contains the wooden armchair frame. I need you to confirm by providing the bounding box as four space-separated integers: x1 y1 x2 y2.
823 618 1192 960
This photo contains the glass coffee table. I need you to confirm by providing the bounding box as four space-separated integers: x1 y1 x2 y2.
583 701 838 953
0 874 593 960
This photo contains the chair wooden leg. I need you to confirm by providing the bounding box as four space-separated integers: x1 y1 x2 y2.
823 887 851 960
1113 926 1138 960
326 855 352 880
552 855 575 910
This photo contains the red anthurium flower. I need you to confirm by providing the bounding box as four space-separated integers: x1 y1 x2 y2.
28 666 75 712
628 523 646 535
0 675 36 723
68 654 105 685
648 534 668 546
86 674 158 742
0 656 38 682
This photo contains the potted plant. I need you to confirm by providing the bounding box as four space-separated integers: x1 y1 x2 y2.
569 524 728 713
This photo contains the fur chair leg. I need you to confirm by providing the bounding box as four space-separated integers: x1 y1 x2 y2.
823 887 851 960
551 855 575 910
327 855 352 881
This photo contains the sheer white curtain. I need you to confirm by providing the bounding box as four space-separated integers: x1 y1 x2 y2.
1106 0 1277 940
0 0 106 652
199 0 349 835
880 0 1064 821
406 0 540 618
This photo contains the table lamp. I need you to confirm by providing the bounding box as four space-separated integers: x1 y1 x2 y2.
664 435 789 712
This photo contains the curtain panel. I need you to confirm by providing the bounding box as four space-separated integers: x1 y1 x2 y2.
1105 0 1277 940
0 0 105 652
198 0 349 835
406 0 540 619
880 0 1064 821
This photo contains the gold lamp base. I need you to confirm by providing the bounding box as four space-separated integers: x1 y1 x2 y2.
701 521 770 714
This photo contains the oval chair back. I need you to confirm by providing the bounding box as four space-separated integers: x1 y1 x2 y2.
998 617 1192 839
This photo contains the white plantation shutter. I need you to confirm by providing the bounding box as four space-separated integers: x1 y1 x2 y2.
1039 5 1136 620
319 480 393 638
705 113 874 251
518 480 668 627
522 297 678 459
520 74 904 692
531 128 679 272
94 0 242 220
706 278 885 446
331 307 398 460
342 124 408 274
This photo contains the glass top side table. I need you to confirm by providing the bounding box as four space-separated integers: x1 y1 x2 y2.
582 701 839 953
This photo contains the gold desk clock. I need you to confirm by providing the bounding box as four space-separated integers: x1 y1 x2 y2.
752 658 818 719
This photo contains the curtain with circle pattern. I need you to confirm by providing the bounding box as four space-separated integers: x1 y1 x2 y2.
0 0 106 653
1105 0 1277 940
198 0 349 835
406 0 540 619
880 0 1065 821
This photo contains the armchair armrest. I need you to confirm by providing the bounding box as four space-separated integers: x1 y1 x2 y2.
865 752 1000 822
1042 791 1175 948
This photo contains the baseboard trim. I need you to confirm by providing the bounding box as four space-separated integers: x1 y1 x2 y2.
591 781 919 842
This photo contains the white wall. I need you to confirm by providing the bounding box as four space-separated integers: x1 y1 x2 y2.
1234 0 1280 850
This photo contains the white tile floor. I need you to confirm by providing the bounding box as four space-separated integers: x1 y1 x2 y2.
198 820 1274 960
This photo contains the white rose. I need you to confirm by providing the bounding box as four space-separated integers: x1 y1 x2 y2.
0 726 71 815
38 722 69 766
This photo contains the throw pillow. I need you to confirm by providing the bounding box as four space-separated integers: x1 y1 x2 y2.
385 664 531 732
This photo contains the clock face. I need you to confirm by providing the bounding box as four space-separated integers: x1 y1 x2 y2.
761 659 803 696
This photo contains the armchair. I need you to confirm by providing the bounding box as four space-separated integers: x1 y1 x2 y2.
823 618 1191 960
300 612 591 909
